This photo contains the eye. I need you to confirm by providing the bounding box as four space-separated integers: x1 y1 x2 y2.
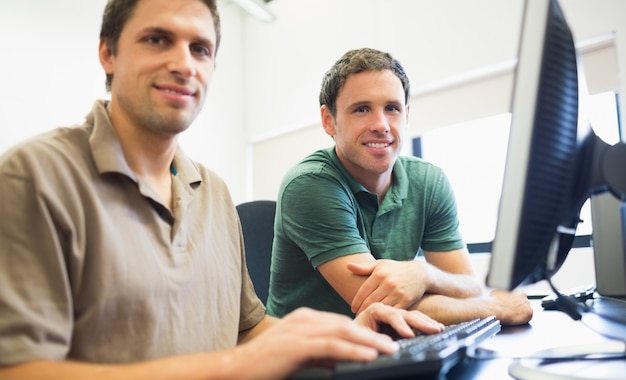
385 104 401 112
355 105 369 113
191 44 213 58
145 35 166 46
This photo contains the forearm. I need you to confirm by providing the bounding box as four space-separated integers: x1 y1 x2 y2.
0 351 250 380
423 262 483 299
410 289 533 326
237 314 279 344
410 294 495 325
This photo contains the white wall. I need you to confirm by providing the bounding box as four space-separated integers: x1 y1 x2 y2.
1 0 108 145
0 0 249 203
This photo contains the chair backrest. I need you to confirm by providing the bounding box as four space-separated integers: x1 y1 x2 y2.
235 200 276 304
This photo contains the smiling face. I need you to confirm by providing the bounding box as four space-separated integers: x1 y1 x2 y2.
99 0 218 138
322 69 409 191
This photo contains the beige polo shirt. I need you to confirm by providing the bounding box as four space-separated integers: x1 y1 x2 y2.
0 100 265 365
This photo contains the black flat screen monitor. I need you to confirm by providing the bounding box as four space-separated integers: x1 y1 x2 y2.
486 0 626 292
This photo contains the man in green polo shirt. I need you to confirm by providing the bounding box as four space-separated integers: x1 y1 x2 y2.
267 47 533 326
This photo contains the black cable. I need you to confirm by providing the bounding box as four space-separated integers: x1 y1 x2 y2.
546 277 588 320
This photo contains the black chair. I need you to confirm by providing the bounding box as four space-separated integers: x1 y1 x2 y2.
236 200 276 305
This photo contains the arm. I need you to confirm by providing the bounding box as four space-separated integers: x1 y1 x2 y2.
0 306 444 380
318 248 482 315
0 354 244 380
410 289 534 326
237 314 280 344
229 304 445 377
344 251 533 326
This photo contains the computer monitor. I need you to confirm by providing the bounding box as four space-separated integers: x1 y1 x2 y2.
486 0 626 295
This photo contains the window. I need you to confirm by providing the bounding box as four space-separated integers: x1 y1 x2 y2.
413 91 621 251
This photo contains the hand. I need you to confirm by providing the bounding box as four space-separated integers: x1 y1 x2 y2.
487 289 534 325
237 304 445 379
348 260 430 315
354 302 445 339
235 307 400 379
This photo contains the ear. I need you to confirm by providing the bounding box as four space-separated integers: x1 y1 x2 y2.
404 104 410 126
321 105 336 137
98 40 114 76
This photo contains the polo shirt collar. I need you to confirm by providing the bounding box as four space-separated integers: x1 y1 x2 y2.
327 146 409 204
388 158 409 205
170 149 202 187
327 147 368 194
87 99 202 187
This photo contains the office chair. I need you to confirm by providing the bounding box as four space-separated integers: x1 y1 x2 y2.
235 200 276 305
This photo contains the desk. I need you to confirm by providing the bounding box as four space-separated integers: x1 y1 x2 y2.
295 300 625 380
446 300 626 379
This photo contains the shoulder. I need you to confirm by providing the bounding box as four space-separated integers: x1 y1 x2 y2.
397 155 448 181
286 147 336 176
278 148 356 209
395 156 456 204
281 147 346 189
0 125 91 178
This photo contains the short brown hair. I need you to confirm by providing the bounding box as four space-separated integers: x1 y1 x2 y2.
319 48 410 117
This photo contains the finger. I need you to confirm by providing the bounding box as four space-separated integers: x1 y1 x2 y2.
376 308 444 339
358 303 431 340
323 321 400 357
303 334 394 362
351 277 381 313
356 297 380 316
354 287 390 315
347 261 376 276
375 307 416 339
289 308 398 355
400 310 445 334
356 290 397 315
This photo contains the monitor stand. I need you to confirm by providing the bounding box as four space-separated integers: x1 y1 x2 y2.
590 193 626 298
580 296 626 341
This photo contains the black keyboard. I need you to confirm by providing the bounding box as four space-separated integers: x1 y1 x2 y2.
333 316 501 380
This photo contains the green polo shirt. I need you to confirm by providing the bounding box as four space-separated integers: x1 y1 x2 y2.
266 147 465 318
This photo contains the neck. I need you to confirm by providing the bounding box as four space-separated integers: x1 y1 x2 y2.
355 171 393 204
107 102 177 208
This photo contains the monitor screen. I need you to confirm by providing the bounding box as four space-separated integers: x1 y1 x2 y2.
486 0 626 291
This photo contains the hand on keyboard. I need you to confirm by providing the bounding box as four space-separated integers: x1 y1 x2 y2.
334 316 501 380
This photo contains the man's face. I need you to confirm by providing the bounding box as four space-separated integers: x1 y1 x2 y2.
100 0 217 137
322 69 408 185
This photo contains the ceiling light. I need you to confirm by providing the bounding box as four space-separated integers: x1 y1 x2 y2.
230 0 276 23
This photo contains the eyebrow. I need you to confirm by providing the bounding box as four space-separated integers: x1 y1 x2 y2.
348 99 403 108
141 26 215 49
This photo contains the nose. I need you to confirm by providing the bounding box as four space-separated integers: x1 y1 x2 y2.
167 44 198 78
370 109 391 134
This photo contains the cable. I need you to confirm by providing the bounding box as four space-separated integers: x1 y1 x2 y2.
546 277 588 321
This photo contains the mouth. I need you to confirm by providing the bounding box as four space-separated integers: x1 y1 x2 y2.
364 142 392 148
155 85 195 97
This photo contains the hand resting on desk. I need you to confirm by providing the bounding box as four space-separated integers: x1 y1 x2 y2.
409 289 533 326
